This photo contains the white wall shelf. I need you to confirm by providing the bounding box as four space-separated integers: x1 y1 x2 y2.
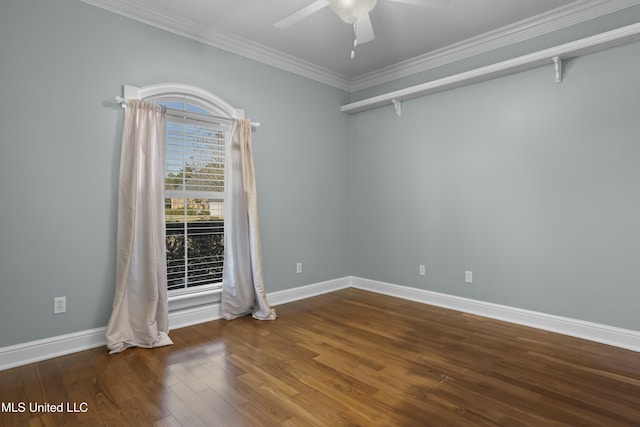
341 22 640 115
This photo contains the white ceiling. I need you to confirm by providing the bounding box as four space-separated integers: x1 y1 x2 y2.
81 0 638 91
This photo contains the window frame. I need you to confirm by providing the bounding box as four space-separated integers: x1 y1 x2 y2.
122 83 244 311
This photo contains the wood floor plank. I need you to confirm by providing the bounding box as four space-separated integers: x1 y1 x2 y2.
286 387 352 426
154 414 182 427
2 288 640 426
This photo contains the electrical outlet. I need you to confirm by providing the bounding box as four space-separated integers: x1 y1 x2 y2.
296 262 302 274
54 296 66 314
465 271 473 284
419 265 426 276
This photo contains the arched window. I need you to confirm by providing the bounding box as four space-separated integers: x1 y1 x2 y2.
123 84 245 310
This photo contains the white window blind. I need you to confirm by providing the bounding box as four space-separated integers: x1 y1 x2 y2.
162 103 231 294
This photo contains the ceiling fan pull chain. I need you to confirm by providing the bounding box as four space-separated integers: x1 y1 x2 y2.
351 21 357 59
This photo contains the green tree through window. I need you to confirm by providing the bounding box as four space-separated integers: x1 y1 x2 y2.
160 101 229 294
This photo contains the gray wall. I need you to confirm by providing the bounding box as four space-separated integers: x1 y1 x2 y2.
0 0 351 347
1 0 639 349
350 39 640 330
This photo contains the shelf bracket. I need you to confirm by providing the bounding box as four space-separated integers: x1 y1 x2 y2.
553 56 563 83
391 99 402 117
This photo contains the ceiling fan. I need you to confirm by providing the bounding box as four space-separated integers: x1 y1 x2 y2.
274 0 450 57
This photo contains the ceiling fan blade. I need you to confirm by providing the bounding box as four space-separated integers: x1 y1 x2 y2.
273 0 329 29
386 0 450 8
355 13 375 44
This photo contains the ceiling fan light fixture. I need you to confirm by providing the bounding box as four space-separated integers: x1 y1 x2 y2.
328 0 377 23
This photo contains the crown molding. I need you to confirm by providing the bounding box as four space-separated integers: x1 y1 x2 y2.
80 0 640 93
79 0 352 91
350 0 640 91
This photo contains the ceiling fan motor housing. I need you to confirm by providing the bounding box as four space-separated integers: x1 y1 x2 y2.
328 0 378 23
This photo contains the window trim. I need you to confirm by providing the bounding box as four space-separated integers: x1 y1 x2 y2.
124 83 244 120
122 83 244 311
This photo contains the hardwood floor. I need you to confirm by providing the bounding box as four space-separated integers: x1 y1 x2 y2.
2 288 640 426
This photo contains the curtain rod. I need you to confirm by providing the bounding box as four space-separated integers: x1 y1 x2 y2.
114 96 260 128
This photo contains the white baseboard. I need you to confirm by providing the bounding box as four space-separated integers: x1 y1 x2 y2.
0 327 107 372
169 276 352 331
351 276 640 353
0 304 225 371
3 276 639 371
0 278 350 371
268 277 351 306
168 276 352 329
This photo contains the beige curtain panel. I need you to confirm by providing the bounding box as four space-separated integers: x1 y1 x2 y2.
106 99 173 354
221 118 277 321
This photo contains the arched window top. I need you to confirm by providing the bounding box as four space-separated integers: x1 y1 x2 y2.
123 83 244 120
